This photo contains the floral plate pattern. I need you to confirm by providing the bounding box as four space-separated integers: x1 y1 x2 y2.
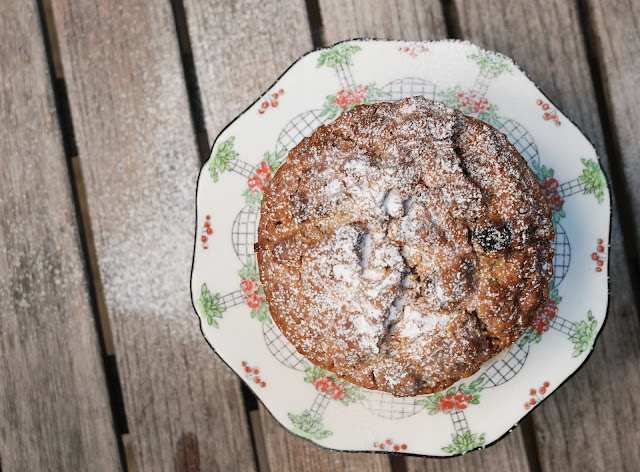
191 39 610 457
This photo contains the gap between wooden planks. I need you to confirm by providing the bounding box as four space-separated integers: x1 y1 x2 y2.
0 1 121 470
49 0 260 470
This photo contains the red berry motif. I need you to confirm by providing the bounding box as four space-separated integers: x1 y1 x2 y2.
537 99 562 126
258 88 285 114
398 43 429 56
592 239 607 272
201 215 212 249
525 381 550 410
242 362 267 388
372 439 408 452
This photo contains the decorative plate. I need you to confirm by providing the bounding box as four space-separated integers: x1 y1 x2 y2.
191 39 610 457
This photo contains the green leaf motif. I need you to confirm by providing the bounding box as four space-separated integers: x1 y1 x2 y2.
320 83 389 120
238 258 272 323
243 149 286 213
519 327 542 347
195 283 225 328
209 137 238 182
569 310 598 357
442 430 486 454
579 158 606 204
439 86 501 127
288 411 332 440
317 43 361 69
415 378 484 414
468 51 513 77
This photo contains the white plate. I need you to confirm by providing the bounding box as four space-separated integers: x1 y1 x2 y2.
191 39 610 457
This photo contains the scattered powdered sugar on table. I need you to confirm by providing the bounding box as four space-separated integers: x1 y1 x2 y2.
257 96 554 396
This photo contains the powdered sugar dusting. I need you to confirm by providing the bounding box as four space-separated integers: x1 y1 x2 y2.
257 96 554 396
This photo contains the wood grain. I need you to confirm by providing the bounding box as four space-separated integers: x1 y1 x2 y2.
0 1 120 470
183 0 314 139
50 1 257 470
259 408 392 472
318 3 533 471
319 0 448 42
453 0 640 469
588 0 640 264
183 1 391 470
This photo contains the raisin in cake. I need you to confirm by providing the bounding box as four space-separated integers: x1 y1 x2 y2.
255 96 554 397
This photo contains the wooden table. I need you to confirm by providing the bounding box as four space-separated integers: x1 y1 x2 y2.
2 1 639 470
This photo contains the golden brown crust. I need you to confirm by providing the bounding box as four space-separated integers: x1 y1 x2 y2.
256 96 554 396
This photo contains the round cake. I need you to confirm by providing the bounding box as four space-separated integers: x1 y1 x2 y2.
256 96 554 397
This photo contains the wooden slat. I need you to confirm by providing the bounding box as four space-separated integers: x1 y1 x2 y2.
452 0 640 469
317 3 533 471
588 0 640 265
259 408 392 472
183 1 392 469
319 0 448 41
0 1 120 470
50 1 257 470
183 0 312 139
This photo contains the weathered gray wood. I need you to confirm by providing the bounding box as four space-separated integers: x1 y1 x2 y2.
406 433 531 472
0 1 121 470
184 1 390 470
252 2 534 470
50 1 257 470
588 0 640 267
259 408 392 472
183 0 314 139
319 0 448 41
453 0 640 469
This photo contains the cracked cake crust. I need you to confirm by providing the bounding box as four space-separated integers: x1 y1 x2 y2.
255 96 554 397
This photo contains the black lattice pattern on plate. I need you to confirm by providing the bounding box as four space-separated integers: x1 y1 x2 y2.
552 222 570 288
228 158 255 179
451 408 469 434
276 110 328 156
482 342 530 388
219 290 244 310
499 118 540 167
381 77 438 101
262 321 306 370
558 179 586 199
335 64 356 90
550 316 576 336
232 207 258 266
309 392 331 419
360 391 426 419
